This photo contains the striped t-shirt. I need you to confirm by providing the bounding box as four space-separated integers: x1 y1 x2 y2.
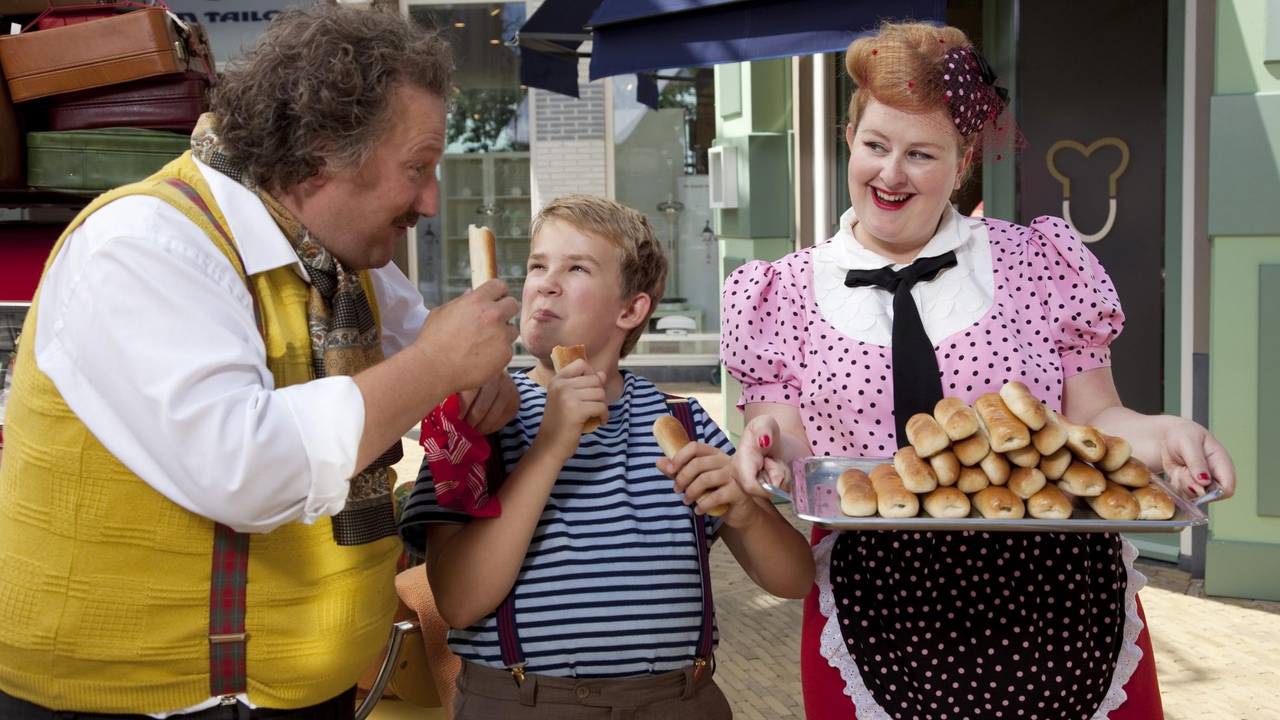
399 370 733 678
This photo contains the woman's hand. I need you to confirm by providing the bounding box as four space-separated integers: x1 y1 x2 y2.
1157 415 1236 500
733 414 788 499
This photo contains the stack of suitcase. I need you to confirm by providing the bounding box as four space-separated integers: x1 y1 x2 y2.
0 0 214 194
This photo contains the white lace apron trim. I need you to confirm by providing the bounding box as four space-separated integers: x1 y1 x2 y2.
814 532 1148 720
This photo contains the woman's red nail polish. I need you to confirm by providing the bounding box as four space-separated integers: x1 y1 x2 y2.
1199 473 1210 481
759 435 771 449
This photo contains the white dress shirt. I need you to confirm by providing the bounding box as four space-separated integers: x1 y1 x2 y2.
812 205 995 346
33 158 429 539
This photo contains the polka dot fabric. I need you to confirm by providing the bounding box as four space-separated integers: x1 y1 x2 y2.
830 531 1127 720
720 216 1124 453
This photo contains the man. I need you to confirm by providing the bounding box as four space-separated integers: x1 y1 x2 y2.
0 5 518 719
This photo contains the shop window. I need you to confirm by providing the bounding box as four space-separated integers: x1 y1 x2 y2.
408 2 530 306
612 68 719 355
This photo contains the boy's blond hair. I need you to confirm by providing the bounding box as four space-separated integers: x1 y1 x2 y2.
529 194 666 358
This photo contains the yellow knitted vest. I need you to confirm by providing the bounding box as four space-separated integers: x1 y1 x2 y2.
0 153 400 713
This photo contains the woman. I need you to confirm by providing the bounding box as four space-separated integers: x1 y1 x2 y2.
722 22 1236 720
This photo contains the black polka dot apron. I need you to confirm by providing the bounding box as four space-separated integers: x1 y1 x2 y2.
830 531 1128 720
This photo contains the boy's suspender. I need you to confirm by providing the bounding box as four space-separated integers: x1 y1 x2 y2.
492 395 715 685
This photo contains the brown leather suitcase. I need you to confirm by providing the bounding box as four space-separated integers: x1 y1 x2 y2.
0 8 195 102
46 71 208 132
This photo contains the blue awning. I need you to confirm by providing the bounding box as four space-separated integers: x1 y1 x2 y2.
514 0 945 101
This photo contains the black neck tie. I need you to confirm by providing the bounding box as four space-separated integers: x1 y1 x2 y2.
844 250 958 448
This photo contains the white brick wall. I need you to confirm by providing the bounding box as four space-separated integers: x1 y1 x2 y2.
530 58 610 210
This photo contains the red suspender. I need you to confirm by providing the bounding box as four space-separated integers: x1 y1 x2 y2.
162 178 257 697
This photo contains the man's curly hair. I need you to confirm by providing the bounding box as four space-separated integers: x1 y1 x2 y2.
208 4 454 191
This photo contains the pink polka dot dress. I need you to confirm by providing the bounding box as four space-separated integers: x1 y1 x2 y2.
721 215 1155 720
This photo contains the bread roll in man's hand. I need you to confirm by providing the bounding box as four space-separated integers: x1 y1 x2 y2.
468 224 498 289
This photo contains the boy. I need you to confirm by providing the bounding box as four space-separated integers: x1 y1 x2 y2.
399 194 814 719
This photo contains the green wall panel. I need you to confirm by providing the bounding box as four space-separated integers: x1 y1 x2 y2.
1216 0 1280 94
1206 537 1280 601
1207 93 1280 237
1259 265 1280 517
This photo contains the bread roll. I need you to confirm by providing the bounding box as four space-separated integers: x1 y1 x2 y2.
869 463 898 483
837 469 877 517
974 393 1031 453
653 416 725 516
1098 432 1133 473
978 450 1011 486
1026 483 1074 520
468 224 498 289
1007 466 1047 500
1085 481 1141 521
905 413 950 457
1005 444 1041 469
1057 460 1106 497
869 469 919 518
552 345 601 433
956 466 990 494
929 450 960 487
893 446 938 494
1039 446 1072 481
923 487 971 519
972 486 1025 519
933 397 979 441
952 431 990 466
1106 457 1152 488
999 381 1047 431
1132 485 1176 521
1057 412 1106 463
1032 406 1068 455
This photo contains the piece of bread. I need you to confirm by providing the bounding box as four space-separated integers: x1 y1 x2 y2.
1106 457 1152 488
1057 460 1106 497
653 415 724 516
1032 405 1068 455
974 393 1031 453
869 463 899 483
1085 481 1141 521
923 487 971 519
869 468 919 518
956 466 990 494
952 431 990 466
905 413 950 458
1007 466 1048 500
972 486 1025 519
552 345 600 433
999 381 1047 431
1039 446 1072 481
893 446 938 494
1131 485 1176 521
978 450 1011 486
1058 412 1106 463
933 397 979 441
837 469 877 517
1005 444 1041 469
468 224 498 289
929 450 960 487
1026 482 1074 520
1097 432 1133 473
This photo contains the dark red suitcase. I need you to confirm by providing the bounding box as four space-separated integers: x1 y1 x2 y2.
0 72 21 188
45 71 209 133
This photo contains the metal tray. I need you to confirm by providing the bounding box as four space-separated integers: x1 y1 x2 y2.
759 456 1221 533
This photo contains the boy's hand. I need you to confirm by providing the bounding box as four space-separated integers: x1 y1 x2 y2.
534 359 608 461
658 444 758 527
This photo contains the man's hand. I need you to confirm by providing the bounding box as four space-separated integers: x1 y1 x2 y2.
458 373 520 435
413 279 519 396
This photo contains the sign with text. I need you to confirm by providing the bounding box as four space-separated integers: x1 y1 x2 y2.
167 0 317 67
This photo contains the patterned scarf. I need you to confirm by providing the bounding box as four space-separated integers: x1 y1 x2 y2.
191 114 402 546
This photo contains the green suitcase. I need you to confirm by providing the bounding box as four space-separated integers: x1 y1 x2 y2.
26 127 190 195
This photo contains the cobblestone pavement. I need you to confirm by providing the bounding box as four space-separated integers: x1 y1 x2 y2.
663 382 1280 720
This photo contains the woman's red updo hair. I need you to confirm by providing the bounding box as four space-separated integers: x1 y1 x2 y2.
845 23 976 151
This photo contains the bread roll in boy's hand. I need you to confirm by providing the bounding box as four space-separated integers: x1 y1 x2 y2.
468 224 498 289
551 345 600 433
653 416 727 517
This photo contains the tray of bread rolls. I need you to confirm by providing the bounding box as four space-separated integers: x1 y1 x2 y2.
762 381 1221 533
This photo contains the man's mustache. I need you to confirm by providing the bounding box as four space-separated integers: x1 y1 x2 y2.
393 211 420 227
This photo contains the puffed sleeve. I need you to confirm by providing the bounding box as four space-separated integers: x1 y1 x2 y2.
1026 216 1126 377
720 259 807 409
